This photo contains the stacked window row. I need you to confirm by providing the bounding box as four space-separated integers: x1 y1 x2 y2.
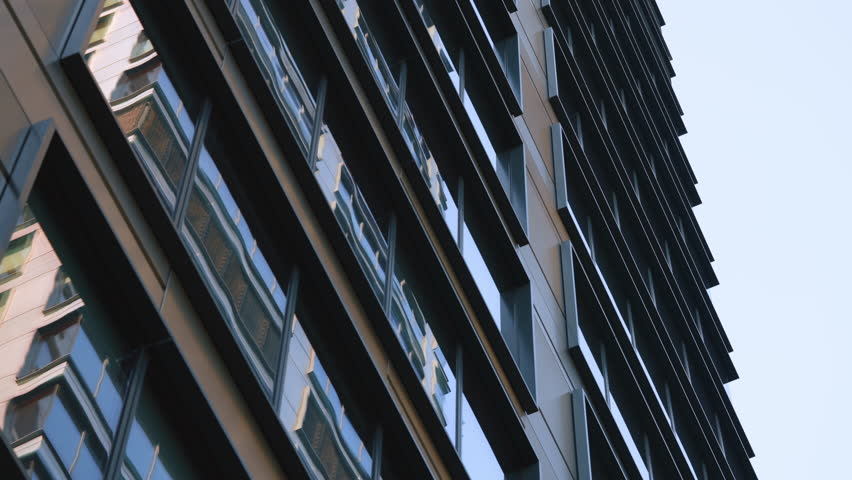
79 0 526 478
0 213 206 480
545 2 747 477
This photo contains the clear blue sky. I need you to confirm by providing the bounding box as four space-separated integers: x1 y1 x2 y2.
656 0 852 477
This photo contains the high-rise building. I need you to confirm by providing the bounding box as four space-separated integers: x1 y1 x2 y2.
0 0 755 478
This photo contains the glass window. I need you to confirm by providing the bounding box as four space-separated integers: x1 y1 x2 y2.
460 393 503 479
19 308 128 434
6 385 106 479
462 223 500 328
412 0 461 89
123 377 197 480
390 250 457 444
15 206 36 230
279 310 376 479
234 0 316 152
45 268 79 310
182 139 288 391
20 318 81 377
87 4 198 213
88 13 113 46
339 0 401 114
313 125 388 300
0 232 35 283
129 31 154 60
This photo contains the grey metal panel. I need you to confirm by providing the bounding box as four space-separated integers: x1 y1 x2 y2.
25 0 83 55
572 389 592 480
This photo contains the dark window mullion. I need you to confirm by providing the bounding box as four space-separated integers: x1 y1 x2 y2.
456 177 465 254
397 62 408 129
371 426 384 479
307 78 328 170
174 100 212 226
455 346 464 450
103 351 149 480
272 268 300 411
383 214 398 313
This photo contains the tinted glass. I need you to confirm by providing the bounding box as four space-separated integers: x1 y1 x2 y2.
42 390 106 479
314 125 388 300
460 393 503 479
390 250 457 444
0 232 35 282
279 311 375 479
86 2 198 212
462 223 500 328
339 0 400 113
183 139 288 391
234 0 316 152
123 377 197 480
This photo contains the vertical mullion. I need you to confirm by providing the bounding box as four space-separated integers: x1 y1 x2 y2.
397 62 408 129
456 177 465 254
458 50 467 101
307 78 328 170
104 351 150 480
383 214 398 313
455 346 464 452
272 268 301 411
371 426 384 479
174 100 212 226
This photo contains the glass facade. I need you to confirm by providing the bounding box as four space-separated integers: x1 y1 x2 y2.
234 0 316 152
0 209 210 479
183 139 289 390
0 0 752 478
279 311 375 480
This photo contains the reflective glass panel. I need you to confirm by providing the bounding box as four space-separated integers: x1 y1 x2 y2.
339 0 400 113
183 140 288 392
234 0 316 152
86 2 197 212
412 0 461 89
279 312 375 479
390 251 457 444
460 393 503 479
8 386 107 479
123 376 197 480
313 125 388 300
462 223 501 328
0 232 34 282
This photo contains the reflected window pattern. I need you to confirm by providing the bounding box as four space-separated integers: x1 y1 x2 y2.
0 205 215 478
85 1 289 394
412 0 461 89
413 0 499 168
5 385 106 480
19 309 128 435
280 314 375 479
183 144 288 391
45 268 79 310
339 0 400 114
314 126 388 299
234 0 316 152
86 4 196 212
390 252 457 443
0 231 35 283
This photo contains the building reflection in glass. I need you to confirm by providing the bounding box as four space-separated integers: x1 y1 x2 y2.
234 0 316 153
0 211 199 479
280 312 375 480
339 0 400 114
85 1 289 393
